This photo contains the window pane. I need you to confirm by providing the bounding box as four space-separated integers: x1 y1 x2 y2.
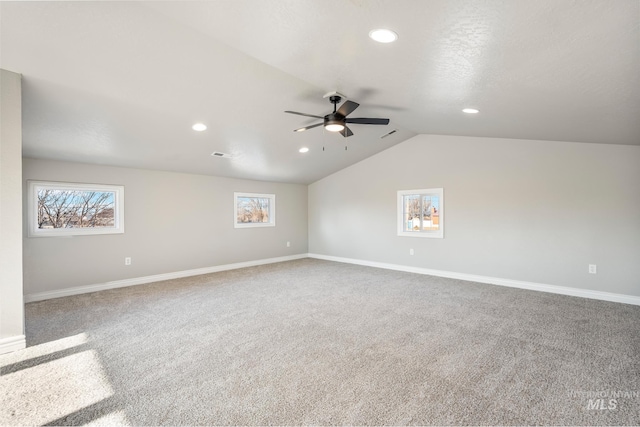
37 189 115 229
236 197 270 223
403 195 421 231
421 195 439 231
397 188 443 239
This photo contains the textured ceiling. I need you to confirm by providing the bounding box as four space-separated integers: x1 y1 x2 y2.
1 1 638 184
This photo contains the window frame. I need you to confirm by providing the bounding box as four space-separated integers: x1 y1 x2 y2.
397 188 444 238
27 180 125 238
234 192 276 228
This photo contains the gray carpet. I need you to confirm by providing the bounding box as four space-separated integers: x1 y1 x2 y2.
1 258 639 426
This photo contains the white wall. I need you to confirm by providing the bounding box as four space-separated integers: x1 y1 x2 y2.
309 134 640 297
0 69 25 354
23 159 308 296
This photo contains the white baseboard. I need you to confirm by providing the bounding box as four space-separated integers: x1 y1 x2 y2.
308 253 640 306
0 335 26 355
24 254 308 303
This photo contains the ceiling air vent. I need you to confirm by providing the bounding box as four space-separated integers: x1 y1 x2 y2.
211 151 232 159
380 129 398 139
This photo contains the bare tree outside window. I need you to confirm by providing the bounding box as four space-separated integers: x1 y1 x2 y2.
28 181 125 237
236 197 270 223
234 193 275 228
37 190 115 229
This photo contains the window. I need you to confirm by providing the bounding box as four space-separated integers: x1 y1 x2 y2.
28 181 125 237
397 188 443 238
234 192 275 228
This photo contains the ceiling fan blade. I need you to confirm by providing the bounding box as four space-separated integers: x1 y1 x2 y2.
345 117 390 125
340 126 354 138
294 122 324 132
337 100 359 117
285 111 324 119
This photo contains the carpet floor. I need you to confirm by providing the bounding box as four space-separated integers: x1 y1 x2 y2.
1 258 639 426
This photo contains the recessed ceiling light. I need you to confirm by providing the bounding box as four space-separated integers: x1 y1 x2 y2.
299 147 309 153
192 123 207 131
462 108 479 114
369 29 398 43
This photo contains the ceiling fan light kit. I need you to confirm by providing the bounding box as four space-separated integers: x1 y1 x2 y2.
324 113 345 132
285 94 389 138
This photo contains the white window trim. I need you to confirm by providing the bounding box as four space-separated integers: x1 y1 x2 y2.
234 192 276 228
397 188 444 238
27 180 125 237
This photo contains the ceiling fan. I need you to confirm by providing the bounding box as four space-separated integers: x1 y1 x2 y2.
285 92 390 137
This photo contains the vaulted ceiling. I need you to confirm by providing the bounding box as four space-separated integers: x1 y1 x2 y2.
1 1 638 184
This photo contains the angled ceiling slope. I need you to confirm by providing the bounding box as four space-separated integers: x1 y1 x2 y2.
1 1 638 184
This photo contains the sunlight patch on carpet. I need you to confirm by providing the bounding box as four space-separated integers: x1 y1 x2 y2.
0 347 113 426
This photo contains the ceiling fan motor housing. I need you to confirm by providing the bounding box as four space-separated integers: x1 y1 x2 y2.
325 112 345 128
324 95 346 130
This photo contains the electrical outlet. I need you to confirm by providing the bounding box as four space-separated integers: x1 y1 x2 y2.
286 241 291 247
409 248 414 256
125 257 132 266
588 264 597 274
